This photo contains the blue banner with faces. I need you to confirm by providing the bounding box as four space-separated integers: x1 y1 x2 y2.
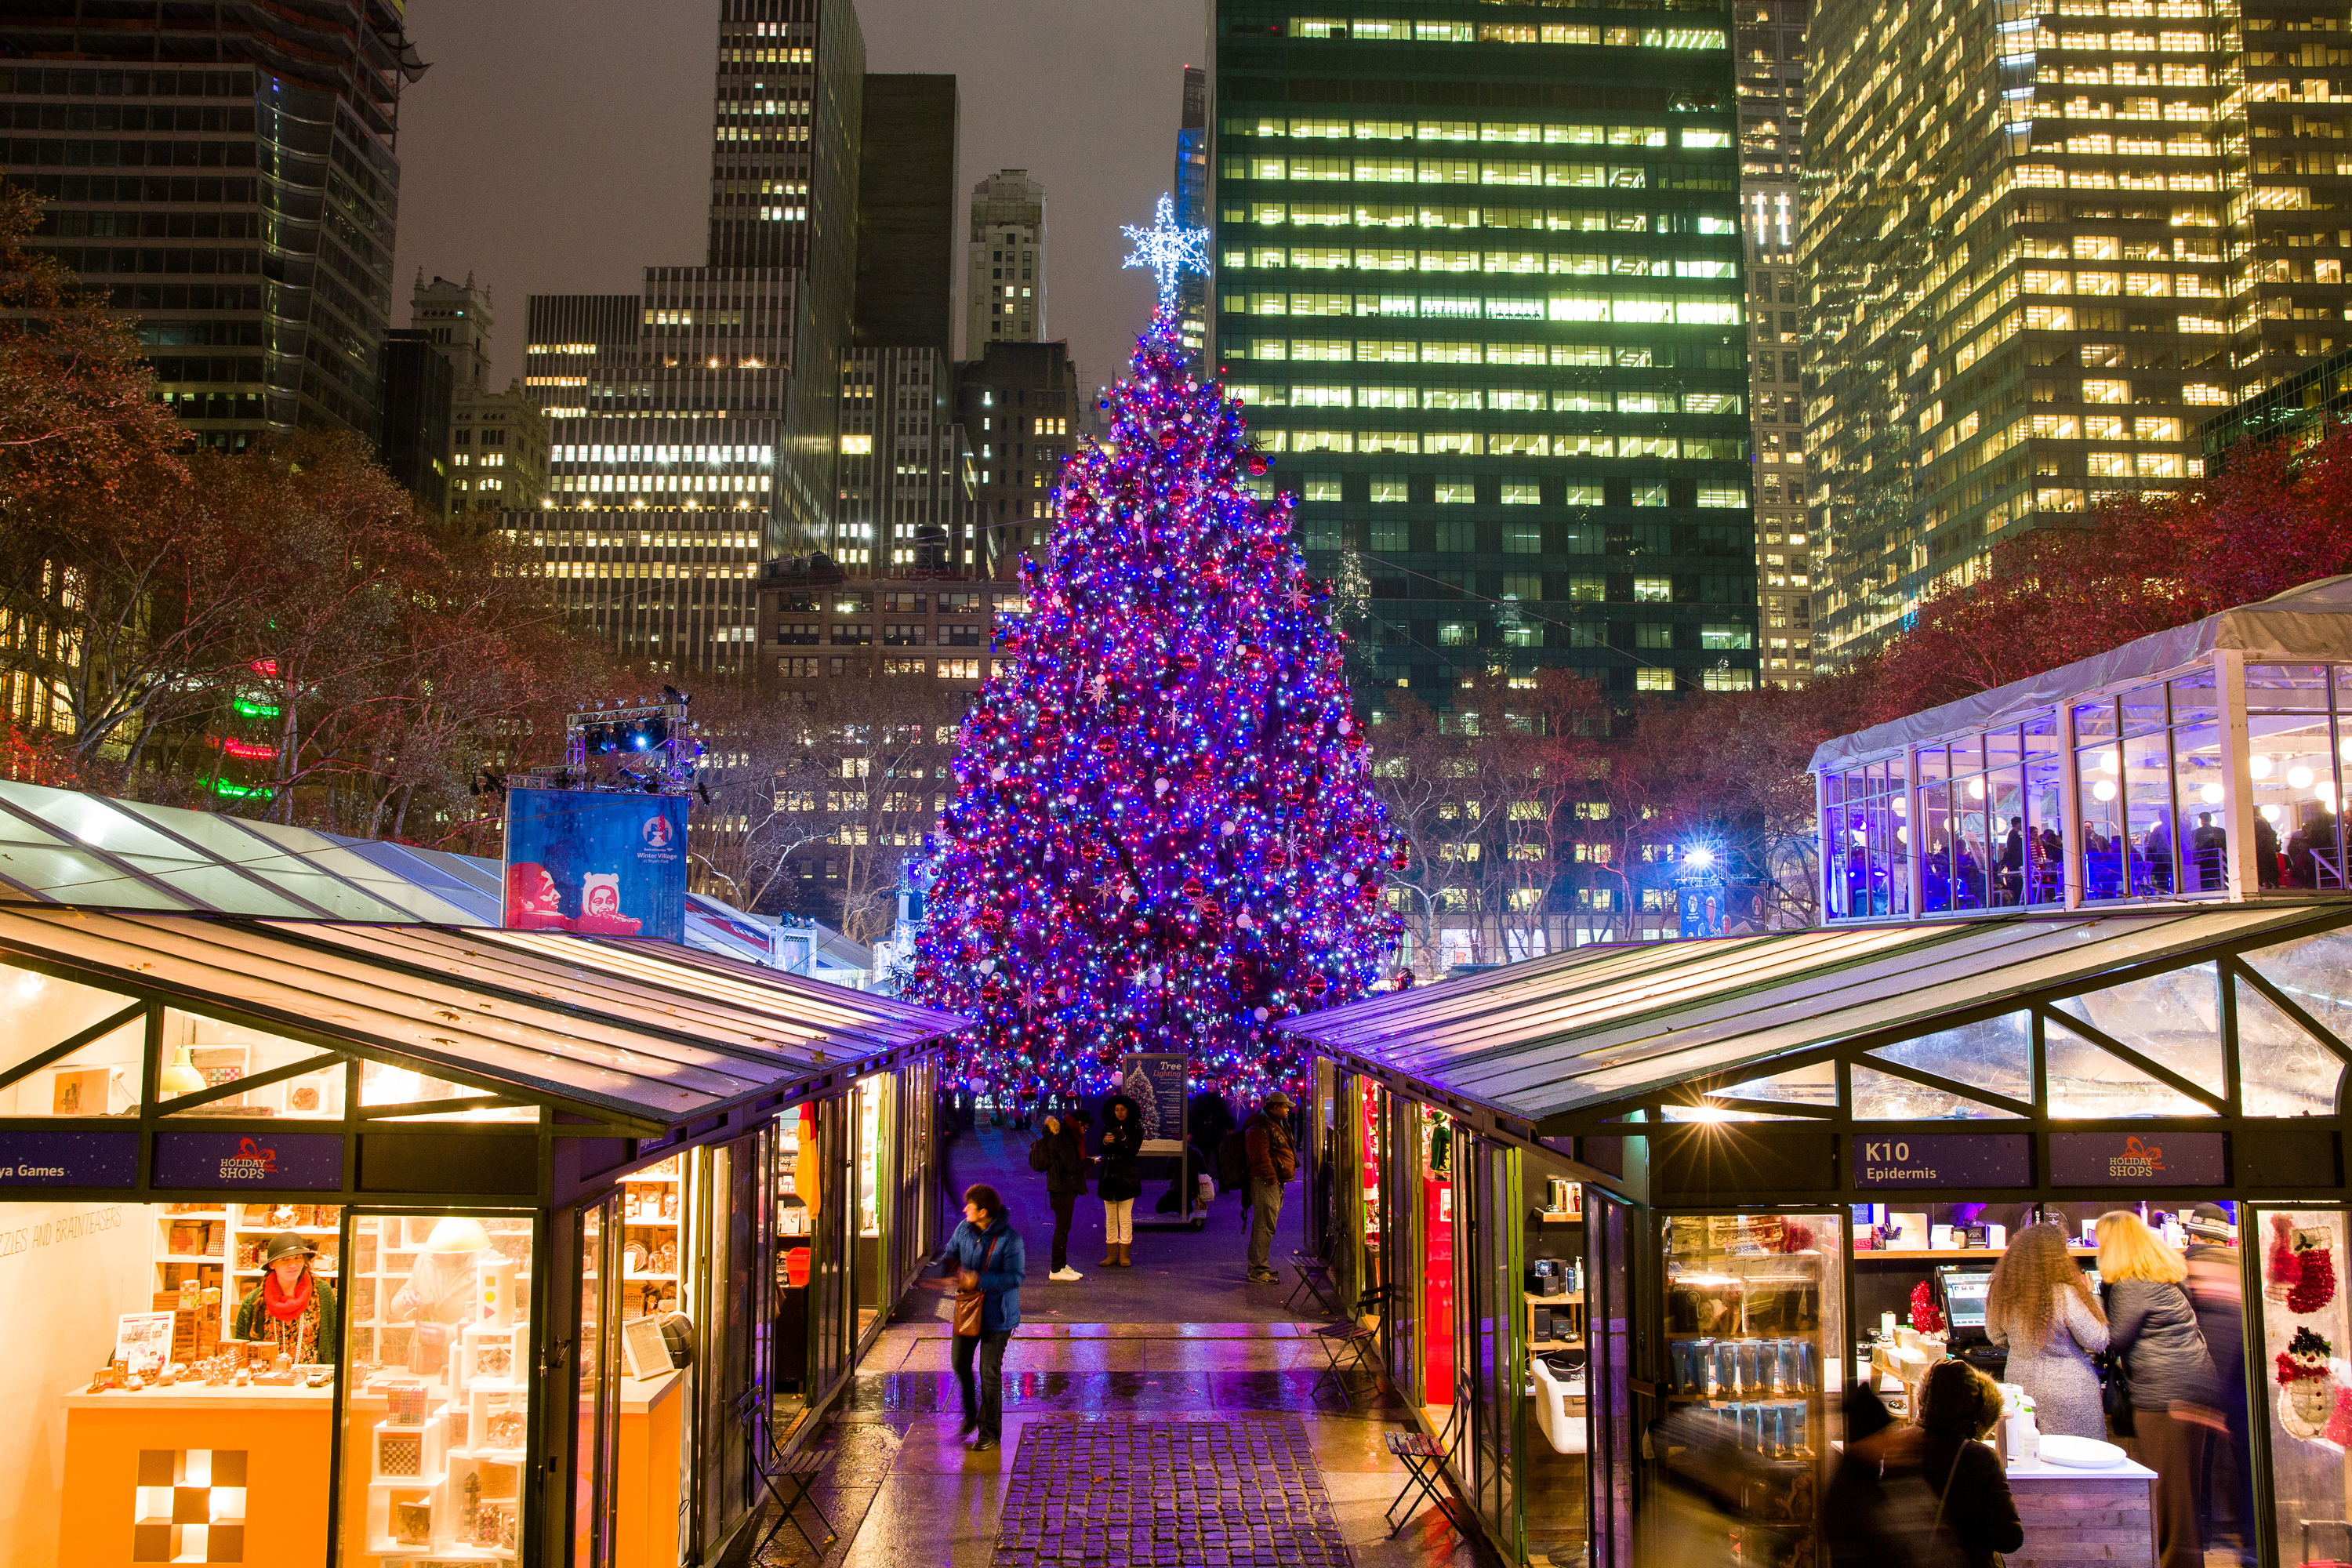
503 789 689 944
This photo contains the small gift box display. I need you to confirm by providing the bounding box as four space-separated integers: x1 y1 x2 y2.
375 1430 423 1479
386 1381 428 1425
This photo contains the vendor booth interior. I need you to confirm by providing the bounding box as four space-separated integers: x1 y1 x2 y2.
1294 900 2352 1568
0 907 959 1568
1287 583 2352 1568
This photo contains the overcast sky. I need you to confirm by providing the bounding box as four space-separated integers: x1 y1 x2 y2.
389 0 1210 396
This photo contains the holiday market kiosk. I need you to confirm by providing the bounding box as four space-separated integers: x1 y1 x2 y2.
0 906 960 1568
1288 895 2352 1568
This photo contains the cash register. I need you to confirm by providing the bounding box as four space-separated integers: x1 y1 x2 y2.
1936 1264 2006 1378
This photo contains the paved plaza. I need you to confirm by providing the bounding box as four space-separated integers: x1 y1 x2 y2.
750 1127 1492 1568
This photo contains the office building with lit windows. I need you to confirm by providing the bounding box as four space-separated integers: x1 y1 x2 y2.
411 272 549 523
1736 0 1814 688
965 169 1047 350
513 0 865 675
0 2 425 448
1213 1 1760 700
1805 0 2352 659
1175 66 1213 373
955 339 1085 581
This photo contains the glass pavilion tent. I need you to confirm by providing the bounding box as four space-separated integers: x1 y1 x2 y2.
1286 893 2352 1568
1810 575 2352 918
0 901 964 1567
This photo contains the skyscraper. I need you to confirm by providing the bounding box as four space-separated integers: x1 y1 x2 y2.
956 339 1085 579
0 3 426 448
1174 66 1212 373
854 74 958 355
515 0 866 675
964 169 1047 352
1804 0 2352 657
1735 0 1813 688
412 273 548 522
1214 2 1759 702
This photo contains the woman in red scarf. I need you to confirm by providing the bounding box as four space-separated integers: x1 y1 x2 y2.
232 1232 339 1364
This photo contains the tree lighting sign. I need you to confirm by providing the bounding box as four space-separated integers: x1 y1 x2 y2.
1851 1133 2032 1189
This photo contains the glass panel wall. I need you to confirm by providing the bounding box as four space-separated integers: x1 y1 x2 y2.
1822 657 2352 918
2252 1206 2348 1568
2249 663 2347 889
339 1211 537 1566
574 1196 619 1568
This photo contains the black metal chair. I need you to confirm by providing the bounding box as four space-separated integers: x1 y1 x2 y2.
1310 1283 1391 1407
737 1383 838 1559
1285 1250 1338 1315
1383 1385 1465 1539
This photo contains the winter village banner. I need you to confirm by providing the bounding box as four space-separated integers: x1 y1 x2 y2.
503 789 689 944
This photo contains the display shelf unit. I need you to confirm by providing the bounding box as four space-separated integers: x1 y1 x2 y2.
621 1156 682 1322
154 1203 347 1356
343 1214 532 1378
1657 1212 1844 1563
1526 1289 1587 1353
1854 1245 2099 1259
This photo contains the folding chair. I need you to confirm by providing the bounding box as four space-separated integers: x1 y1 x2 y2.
737 1384 838 1559
1285 1250 1338 1315
1310 1283 1391 1407
1383 1388 1465 1538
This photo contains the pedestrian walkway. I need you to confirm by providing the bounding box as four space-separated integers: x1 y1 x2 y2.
751 1123 1494 1568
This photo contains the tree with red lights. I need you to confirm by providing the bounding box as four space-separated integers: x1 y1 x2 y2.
913 284 1398 1099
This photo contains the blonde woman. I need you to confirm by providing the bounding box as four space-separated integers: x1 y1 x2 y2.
2098 1210 2220 1568
1985 1221 2109 1438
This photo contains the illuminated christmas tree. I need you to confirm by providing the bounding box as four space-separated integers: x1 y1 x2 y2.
912 198 1400 1098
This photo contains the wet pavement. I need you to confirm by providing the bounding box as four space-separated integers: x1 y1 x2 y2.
750 1126 1494 1567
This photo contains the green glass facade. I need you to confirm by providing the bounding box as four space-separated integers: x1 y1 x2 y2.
1213 1 1759 702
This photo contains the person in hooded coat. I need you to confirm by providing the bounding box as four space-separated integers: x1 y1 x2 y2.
1097 1093 1145 1267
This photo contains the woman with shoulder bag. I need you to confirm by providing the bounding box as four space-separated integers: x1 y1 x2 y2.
933 1183 1025 1452
2099 1210 2222 1568
1916 1359 2025 1568
1097 1093 1145 1268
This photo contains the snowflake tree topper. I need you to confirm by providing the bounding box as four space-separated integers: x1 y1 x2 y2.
1121 192 1210 311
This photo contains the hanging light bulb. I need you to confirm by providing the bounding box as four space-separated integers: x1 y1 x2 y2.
160 1040 205 1099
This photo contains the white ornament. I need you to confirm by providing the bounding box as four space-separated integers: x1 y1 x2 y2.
978 957 996 973
1338 717 1353 735
1254 1007 1271 1022
1342 872 1358 887
1220 821 1237 836
990 765 1007 782
1154 778 1171 796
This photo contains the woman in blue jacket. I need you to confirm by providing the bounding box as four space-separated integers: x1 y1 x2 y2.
940 1182 1026 1451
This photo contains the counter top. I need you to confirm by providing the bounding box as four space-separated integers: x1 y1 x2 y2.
2006 1451 2155 1482
64 1381 332 1410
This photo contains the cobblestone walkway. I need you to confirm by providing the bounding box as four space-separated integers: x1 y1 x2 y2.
990 1417 1351 1568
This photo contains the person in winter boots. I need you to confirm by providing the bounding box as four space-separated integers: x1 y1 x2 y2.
1096 1094 1145 1267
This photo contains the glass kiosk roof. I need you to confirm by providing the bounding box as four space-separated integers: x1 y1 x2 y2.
1283 902 2352 1132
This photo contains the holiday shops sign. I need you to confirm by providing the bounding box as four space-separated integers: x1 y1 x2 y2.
2048 1131 2227 1186
153 1131 344 1189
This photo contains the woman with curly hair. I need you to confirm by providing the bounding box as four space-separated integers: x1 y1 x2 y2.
1986 1220 2109 1438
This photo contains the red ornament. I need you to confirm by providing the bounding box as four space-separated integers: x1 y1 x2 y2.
1182 877 1204 899
1265 847 1289 870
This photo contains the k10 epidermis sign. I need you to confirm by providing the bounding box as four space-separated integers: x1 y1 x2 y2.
1851 1132 2033 1189
503 789 689 944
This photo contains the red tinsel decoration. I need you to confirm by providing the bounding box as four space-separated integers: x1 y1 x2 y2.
1910 1279 1946 1334
2292 1245 2339 1316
